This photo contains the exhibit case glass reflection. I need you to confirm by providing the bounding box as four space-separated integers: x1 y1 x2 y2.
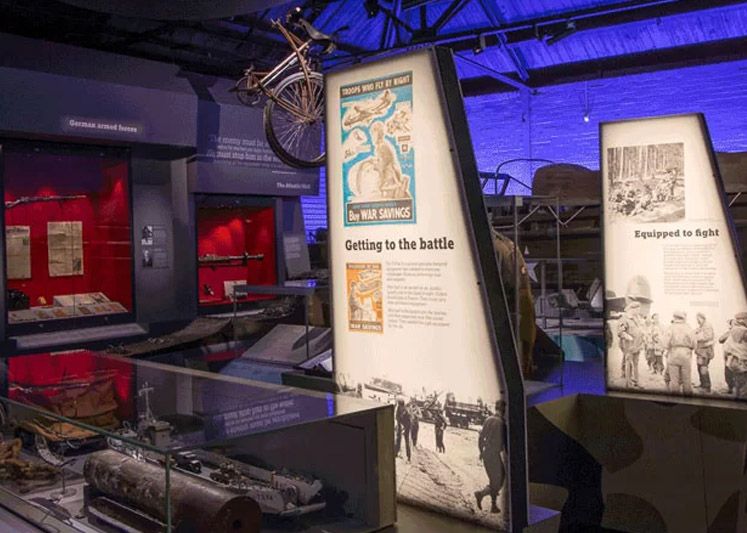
2 141 134 333
196 194 280 314
0 351 394 532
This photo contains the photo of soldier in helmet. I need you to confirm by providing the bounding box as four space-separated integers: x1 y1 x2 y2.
694 312 715 392
663 310 696 395
613 276 653 388
607 266 746 398
719 312 747 397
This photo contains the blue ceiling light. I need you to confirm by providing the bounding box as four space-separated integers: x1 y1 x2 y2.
364 0 380 19
473 34 486 55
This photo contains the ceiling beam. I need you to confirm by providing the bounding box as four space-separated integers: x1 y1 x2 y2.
476 0 529 81
431 0 472 33
402 0 441 10
412 0 747 48
454 52 529 90
324 0 747 67
381 0 403 49
460 34 747 96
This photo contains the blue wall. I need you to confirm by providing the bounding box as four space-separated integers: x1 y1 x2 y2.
302 58 747 236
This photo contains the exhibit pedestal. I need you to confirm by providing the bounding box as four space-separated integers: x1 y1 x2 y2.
528 393 747 531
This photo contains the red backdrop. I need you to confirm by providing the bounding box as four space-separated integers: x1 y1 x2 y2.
197 206 277 306
8 351 134 419
4 149 132 309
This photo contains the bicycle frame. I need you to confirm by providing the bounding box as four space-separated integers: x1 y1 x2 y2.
240 20 319 122
233 12 330 168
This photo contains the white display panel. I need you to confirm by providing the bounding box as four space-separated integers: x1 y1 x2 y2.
603 114 747 400
327 49 519 530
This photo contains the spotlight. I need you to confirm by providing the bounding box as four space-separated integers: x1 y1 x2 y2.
583 113 590 123
472 35 486 55
364 0 379 18
546 21 576 46
287 6 303 23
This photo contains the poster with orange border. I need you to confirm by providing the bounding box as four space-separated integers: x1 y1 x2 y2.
345 262 383 333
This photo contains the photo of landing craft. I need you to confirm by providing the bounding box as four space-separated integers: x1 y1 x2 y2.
233 8 342 168
443 393 491 429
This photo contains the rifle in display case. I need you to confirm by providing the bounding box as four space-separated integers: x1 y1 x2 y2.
5 194 87 209
198 251 265 268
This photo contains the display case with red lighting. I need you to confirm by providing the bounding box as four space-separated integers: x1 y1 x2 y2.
6 350 135 422
2 141 134 333
196 195 280 312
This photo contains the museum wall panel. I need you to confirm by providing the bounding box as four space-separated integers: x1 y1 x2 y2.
4 151 131 307
132 158 180 324
0 34 317 338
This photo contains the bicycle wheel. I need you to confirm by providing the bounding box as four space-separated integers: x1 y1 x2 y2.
234 74 262 107
264 71 325 169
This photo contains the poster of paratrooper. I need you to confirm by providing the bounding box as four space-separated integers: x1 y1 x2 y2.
340 71 415 226
603 114 747 402
328 51 522 531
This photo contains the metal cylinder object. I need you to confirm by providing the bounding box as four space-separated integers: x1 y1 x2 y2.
84 449 261 532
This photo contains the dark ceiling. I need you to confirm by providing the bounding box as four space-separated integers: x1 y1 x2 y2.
2 0 747 94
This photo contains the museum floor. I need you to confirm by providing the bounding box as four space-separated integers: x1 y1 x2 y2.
0 502 554 532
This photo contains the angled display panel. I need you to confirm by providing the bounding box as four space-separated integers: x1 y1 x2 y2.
326 48 527 530
603 114 747 400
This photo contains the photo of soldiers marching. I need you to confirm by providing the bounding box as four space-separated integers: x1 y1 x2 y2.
606 274 747 399
338 375 508 529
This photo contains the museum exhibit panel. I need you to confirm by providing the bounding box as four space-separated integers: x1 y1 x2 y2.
326 48 528 531
0 350 394 532
3 141 133 334
602 114 747 401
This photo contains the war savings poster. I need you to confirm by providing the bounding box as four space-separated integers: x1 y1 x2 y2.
340 72 414 226
603 115 747 402
329 54 511 531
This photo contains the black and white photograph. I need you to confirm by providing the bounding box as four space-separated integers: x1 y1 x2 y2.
607 142 685 222
142 248 153 268
605 273 747 399
141 225 154 246
339 374 508 529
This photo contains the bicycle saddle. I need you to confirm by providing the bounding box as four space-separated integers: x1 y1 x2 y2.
299 18 332 43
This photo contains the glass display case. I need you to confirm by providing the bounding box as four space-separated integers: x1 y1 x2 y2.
0 351 394 532
196 194 280 314
3 141 134 334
